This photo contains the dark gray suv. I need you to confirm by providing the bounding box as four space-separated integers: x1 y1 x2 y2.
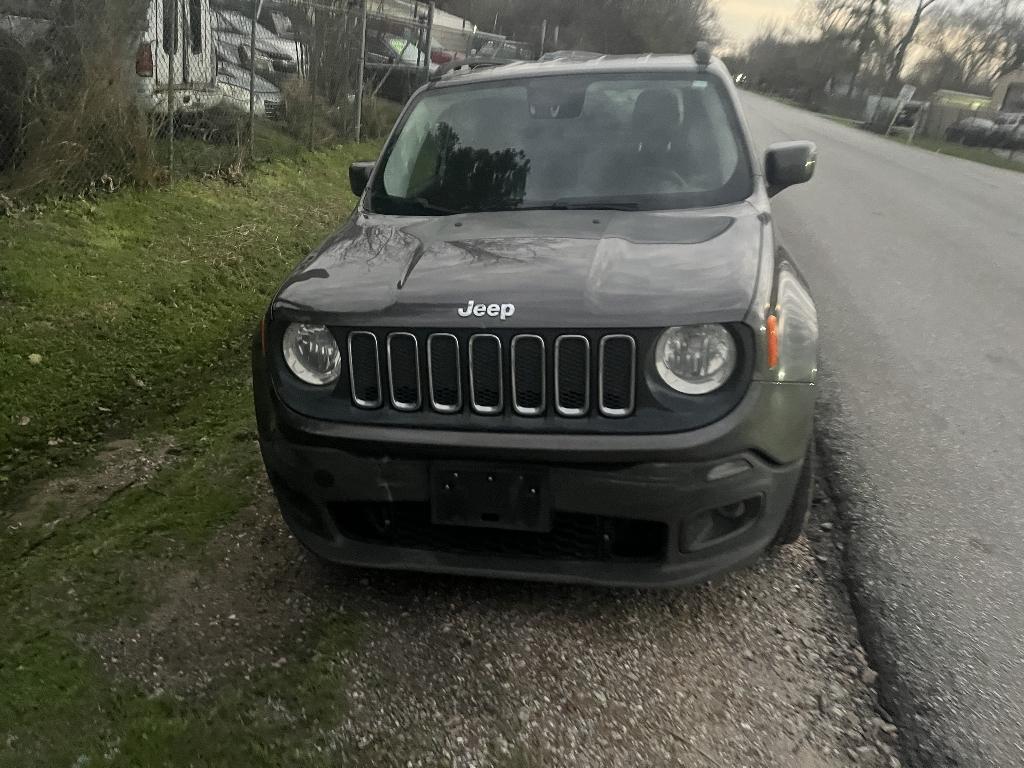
253 53 819 587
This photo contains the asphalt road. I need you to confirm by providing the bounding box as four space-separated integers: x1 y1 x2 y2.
741 93 1024 768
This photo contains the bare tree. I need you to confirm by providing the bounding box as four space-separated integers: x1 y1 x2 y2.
910 0 1024 92
437 0 720 54
844 0 892 95
887 0 941 89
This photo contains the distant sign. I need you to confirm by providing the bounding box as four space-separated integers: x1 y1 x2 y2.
885 85 919 136
897 85 917 107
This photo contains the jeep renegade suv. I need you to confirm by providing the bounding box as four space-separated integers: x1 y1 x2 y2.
253 53 819 587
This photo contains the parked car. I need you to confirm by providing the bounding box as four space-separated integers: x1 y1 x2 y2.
476 39 535 61
213 9 300 75
430 47 465 65
364 32 437 103
143 0 225 114
1 0 222 171
366 32 436 72
538 50 603 63
989 113 1024 149
945 116 996 146
216 61 284 119
130 0 223 115
254 53 820 587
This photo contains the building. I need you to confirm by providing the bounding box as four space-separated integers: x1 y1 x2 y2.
991 70 1024 112
932 89 991 111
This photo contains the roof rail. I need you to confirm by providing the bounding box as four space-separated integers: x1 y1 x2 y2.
429 57 519 82
694 41 712 70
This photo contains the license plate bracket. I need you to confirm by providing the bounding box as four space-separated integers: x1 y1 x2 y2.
430 465 551 532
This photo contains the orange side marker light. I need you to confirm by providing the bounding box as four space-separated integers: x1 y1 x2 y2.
766 314 779 369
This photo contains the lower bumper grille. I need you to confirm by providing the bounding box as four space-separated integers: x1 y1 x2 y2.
331 503 667 563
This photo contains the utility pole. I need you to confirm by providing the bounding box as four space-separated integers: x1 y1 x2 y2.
355 0 367 142
425 1 435 80
249 0 264 160
540 19 547 56
168 0 177 180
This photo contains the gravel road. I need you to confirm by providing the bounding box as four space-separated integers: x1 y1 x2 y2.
742 93 1024 768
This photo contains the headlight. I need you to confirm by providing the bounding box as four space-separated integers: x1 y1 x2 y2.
655 325 737 395
282 323 342 386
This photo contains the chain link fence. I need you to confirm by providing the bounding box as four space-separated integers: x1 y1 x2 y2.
0 0 436 207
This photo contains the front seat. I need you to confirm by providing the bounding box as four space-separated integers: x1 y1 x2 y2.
597 88 686 195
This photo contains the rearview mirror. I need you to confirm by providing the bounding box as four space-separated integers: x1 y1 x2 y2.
764 141 817 197
349 161 375 197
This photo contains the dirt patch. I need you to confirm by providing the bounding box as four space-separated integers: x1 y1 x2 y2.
91 488 330 696
6 436 178 531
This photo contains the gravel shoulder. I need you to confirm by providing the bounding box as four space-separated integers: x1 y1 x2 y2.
4 420 901 767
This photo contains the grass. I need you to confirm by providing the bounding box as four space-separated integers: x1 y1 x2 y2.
0 140 382 499
1 140 390 766
890 134 1024 173
751 88 1024 175
1 369 361 767
821 114 859 127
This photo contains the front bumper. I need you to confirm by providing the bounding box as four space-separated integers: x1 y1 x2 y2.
255 357 815 588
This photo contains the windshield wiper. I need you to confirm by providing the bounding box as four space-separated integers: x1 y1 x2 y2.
508 200 641 212
410 197 460 215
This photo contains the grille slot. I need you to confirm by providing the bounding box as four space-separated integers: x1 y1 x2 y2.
599 335 637 417
555 335 591 417
468 334 503 414
348 331 382 409
386 332 421 411
511 335 546 416
427 334 462 413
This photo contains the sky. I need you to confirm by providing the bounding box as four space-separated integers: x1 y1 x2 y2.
717 0 803 49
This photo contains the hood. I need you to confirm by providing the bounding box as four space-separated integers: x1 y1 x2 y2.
273 205 767 328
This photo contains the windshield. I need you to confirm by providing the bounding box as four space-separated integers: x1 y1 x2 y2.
369 72 753 215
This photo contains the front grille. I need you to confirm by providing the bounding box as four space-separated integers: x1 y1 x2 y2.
331 502 666 562
341 330 637 419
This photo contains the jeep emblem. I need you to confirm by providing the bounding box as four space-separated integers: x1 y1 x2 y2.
458 300 515 320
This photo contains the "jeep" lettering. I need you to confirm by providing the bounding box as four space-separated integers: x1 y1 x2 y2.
457 300 515 321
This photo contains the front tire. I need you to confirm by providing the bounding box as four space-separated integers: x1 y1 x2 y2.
774 438 815 545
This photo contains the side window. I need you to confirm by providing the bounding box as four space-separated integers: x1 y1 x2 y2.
383 101 440 197
691 84 741 184
189 0 202 54
162 0 178 55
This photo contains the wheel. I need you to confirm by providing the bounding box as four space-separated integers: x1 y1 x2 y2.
774 438 815 546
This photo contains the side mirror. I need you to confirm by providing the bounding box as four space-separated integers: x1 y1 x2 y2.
764 141 817 197
349 161 375 197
